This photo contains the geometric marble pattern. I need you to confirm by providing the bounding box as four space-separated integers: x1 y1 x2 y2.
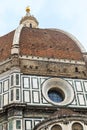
0 73 87 108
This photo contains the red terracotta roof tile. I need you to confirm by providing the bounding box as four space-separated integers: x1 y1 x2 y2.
0 31 15 62
0 27 84 62
20 27 84 61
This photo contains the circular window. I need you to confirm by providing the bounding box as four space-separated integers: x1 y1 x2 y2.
51 124 62 130
72 123 83 130
42 78 74 106
48 88 64 103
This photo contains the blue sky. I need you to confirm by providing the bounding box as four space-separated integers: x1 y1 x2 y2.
0 0 87 51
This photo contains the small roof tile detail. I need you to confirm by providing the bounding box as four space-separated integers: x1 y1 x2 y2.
0 31 15 62
0 27 84 62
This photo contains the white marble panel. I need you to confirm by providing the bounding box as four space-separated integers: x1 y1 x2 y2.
34 120 40 126
71 98 76 105
40 78 46 84
84 81 87 91
78 94 85 105
68 80 73 86
42 97 48 104
25 120 32 129
4 93 8 106
3 80 9 92
75 81 82 91
24 91 30 102
33 91 39 103
32 78 38 89
23 78 29 88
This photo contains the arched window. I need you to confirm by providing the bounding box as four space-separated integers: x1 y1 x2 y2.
75 67 79 72
72 122 83 130
30 23 32 28
51 124 62 130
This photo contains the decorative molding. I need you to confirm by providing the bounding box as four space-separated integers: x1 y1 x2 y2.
0 58 11 66
19 55 85 65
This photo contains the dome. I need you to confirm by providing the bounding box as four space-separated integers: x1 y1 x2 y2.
0 27 85 62
0 8 86 63
19 27 84 60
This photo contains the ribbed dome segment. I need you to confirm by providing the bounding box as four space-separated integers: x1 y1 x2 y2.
19 27 83 61
0 27 84 62
0 30 15 62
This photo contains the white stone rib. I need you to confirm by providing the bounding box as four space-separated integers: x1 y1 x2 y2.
13 24 24 45
11 24 24 55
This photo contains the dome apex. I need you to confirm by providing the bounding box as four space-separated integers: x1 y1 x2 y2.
26 6 30 13
19 6 39 28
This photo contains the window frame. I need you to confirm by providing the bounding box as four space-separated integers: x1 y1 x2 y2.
16 120 21 129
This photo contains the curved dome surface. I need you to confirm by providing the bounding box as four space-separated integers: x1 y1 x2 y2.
0 30 15 62
19 27 84 61
0 27 84 62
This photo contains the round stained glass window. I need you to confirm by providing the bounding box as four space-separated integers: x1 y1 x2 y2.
42 78 74 106
48 89 64 103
